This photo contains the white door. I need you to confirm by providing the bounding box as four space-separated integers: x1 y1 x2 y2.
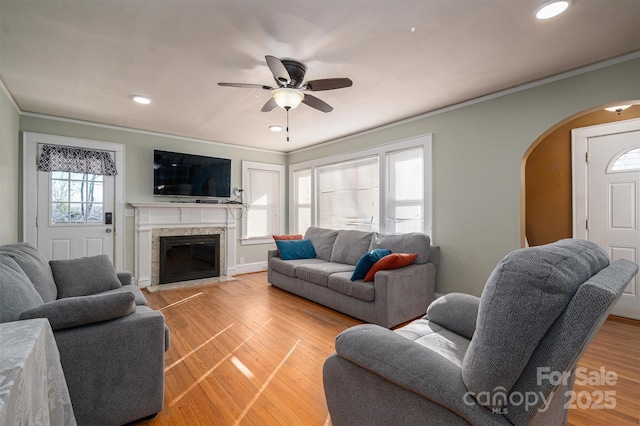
23 133 126 269
37 167 115 261
573 119 640 319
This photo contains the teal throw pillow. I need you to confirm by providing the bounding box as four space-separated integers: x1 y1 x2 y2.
275 239 317 260
351 249 392 281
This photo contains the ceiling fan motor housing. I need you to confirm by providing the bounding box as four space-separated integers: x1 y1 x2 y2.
280 59 307 88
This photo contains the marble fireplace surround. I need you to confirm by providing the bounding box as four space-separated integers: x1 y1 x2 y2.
131 202 242 288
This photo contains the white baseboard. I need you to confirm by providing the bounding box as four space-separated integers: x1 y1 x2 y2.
234 261 268 275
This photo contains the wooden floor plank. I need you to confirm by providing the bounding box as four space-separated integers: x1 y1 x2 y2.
140 272 639 426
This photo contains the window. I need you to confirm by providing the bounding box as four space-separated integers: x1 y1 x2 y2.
242 161 285 244
293 169 312 235
290 134 432 237
386 147 424 233
50 172 104 225
317 157 379 231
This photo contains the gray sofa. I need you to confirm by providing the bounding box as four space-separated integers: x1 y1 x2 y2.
0 243 169 426
323 239 638 425
268 227 439 328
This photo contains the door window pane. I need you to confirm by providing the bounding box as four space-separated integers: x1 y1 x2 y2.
610 147 640 172
50 173 104 226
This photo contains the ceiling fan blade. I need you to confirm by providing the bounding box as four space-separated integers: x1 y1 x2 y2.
302 94 333 113
301 78 353 91
261 98 278 112
218 82 273 90
265 55 291 85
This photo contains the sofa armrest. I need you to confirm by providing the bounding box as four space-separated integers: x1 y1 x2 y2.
19 292 136 331
427 293 480 340
117 271 132 286
372 262 436 328
267 249 280 260
330 324 500 424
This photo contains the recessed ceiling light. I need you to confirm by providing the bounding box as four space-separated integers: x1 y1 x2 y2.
269 125 283 132
534 0 571 20
604 105 632 113
131 95 152 105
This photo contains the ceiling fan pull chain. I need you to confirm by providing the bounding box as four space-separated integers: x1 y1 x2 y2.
286 107 290 142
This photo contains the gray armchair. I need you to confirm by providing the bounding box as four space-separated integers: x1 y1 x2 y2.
323 239 638 425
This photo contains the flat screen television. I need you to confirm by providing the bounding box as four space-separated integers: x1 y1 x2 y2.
153 150 231 198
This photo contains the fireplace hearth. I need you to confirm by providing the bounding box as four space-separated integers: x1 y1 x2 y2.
159 234 220 284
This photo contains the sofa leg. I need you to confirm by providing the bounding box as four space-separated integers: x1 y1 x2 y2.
138 412 158 422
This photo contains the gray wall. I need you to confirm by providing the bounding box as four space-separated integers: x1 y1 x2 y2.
290 57 640 297
6 56 640 296
18 116 287 272
0 87 20 244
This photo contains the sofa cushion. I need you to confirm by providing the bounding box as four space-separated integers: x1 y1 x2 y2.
275 239 317 260
50 254 123 298
369 232 430 264
331 230 374 265
0 242 58 302
462 239 610 409
351 249 392 281
363 253 418 282
328 272 375 302
270 257 328 278
19 292 136 330
304 227 339 261
0 255 44 322
296 263 355 287
100 285 150 306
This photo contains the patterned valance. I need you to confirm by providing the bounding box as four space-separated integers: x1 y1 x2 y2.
38 144 117 176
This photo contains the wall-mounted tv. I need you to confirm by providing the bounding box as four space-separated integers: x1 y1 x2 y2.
153 150 231 198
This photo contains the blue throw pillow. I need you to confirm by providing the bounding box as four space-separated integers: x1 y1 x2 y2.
351 248 392 281
275 239 317 260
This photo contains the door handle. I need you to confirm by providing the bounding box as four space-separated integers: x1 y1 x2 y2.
106 228 113 233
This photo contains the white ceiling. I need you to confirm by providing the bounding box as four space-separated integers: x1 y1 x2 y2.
1 0 639 153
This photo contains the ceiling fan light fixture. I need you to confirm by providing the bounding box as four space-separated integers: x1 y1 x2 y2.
272 88 304 110
269 125 283 132
534 0 571 20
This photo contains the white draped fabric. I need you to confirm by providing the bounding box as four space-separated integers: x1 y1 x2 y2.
0 319 76 426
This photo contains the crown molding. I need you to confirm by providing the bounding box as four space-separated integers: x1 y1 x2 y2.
0 77 21 114
289 51 640 155
20 112 284 155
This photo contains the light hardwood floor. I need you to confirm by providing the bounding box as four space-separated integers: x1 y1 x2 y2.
142 272 639 426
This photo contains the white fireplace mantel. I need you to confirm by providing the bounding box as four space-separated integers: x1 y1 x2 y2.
130 202 243 287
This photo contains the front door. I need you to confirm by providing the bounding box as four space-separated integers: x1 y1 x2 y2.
23 132 125 269
573 119 640 319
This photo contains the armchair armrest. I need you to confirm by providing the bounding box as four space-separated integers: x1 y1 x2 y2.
19 292 136 331
117 271 132 286
53 305 166 425
331 324 504 424
427 293 480 340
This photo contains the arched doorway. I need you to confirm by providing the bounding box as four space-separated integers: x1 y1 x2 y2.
521 102 640 247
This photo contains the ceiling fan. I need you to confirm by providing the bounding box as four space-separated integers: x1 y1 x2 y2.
218 55 353 113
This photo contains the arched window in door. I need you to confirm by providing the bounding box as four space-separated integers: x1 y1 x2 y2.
609 147 640 172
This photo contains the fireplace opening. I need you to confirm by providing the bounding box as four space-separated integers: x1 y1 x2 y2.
159 234 220 284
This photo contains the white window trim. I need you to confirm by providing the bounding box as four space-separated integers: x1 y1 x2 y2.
241 160 285 245
289 134 433 239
